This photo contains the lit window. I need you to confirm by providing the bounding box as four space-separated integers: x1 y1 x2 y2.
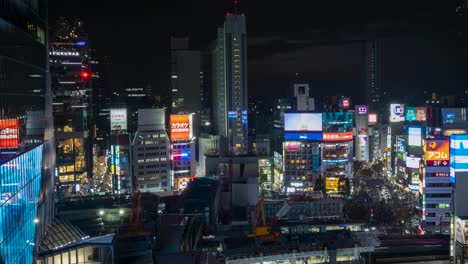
234 70 240 74
234 49 240 52
234 54 240 58
234 76 240 79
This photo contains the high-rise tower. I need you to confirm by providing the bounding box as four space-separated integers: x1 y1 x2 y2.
365 40 382 110
212 12 248 156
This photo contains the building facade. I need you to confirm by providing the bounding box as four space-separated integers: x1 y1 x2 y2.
0 0 55 262
212 14 248 156
133 109 171 192
50 18 93 195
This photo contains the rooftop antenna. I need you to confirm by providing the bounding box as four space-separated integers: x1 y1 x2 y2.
234 0 239 13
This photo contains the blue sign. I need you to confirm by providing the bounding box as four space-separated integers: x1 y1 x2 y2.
76 41 86 46
394 105 404 115
450 135 468 183
228 111 237 118
284 132 322 141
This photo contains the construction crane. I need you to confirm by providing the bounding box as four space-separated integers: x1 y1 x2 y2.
248 198 294 243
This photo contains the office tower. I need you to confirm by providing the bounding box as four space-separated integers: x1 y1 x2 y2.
133 109 171 192
212 13 248 156
0 0 55 262
355 105 370 162
170 37 203 113
50 18 93 195
113 84 153 133
422 138 451 234
365 40 382 110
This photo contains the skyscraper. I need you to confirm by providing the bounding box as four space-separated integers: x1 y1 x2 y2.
365 40 382 110
212 13 249 156
0 0 55 262
49 18 93 195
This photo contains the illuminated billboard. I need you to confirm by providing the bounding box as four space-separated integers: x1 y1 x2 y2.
450 134 468 173
110 108 127 132
442 108 468 127
176 177 191 190
424 139 449 167
284 132 322 141
416 107 426 121
0 119 19 149
406 156 421 169
456 217 468 244
284 113 322 132
341 98 350 109
170 115 193 141
408 127 422 147
322 112 353 132
285 142 300 152
390 104 405 122
323 132 353 142
406 107 416 121
368 113 377 124
355 105 368 115
325 177 340 192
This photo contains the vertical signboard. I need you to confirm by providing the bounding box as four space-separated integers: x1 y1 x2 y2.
450 134 468 183
406 107 416 121
170 115 192 141
110 109 128 132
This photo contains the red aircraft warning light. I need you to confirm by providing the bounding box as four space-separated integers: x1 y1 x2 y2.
81 70 90 80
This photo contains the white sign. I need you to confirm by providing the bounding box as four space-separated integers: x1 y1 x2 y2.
390 104 405 122
111 108 128 132
406 156 421 169
408 127 422 147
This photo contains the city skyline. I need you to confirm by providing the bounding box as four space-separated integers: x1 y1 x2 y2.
49 0 468 102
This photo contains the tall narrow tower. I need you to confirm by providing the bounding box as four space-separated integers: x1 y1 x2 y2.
365 40 381 109
213 4 248 156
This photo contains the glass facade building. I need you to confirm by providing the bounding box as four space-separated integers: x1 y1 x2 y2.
0 145 43 264
1 0 55 262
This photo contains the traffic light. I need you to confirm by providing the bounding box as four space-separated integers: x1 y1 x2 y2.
81 70 90 80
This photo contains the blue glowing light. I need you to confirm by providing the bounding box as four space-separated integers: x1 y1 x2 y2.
284 132 322 141
76 41 86 46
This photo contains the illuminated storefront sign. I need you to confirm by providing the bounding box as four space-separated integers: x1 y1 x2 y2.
341 98 350 109
456 217 468 244
424 139 449 167
325 177 340 192
390 104 405 122
170 115 193 141
0 119 19 149
322 132 353 141
406 107 416 121
284 132 322 141
406 157 421 169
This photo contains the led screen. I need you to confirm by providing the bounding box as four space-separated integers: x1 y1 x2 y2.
408 127 422 147
284 113 322 132
110 109 128 132
170 115 193 141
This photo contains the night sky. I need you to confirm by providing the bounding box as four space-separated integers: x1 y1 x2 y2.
49 0 467 104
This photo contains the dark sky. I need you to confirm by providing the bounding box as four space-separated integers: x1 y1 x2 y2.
49 0 467 104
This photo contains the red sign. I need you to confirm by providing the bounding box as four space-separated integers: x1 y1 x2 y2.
0 119 19 149
323 132 353 141
285 142 300 152
170 115 191 141
426 160 449 167
368 113 378 124
416 107 427 121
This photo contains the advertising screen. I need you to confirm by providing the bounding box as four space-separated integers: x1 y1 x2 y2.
390 104 405 122
368 113 378 124
325 177 340 192
406 107 416 121
442 108 468 127
110 109 128 132
456 217 468 244
284 113 322 132
397 137 405 153
0 119 19 149
323 132 353 141
170 115 192 141
322 112 353 132
356 105 368 115
450 134 468 173
416 107 427 121
284 132 322 141
408 127 422 147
